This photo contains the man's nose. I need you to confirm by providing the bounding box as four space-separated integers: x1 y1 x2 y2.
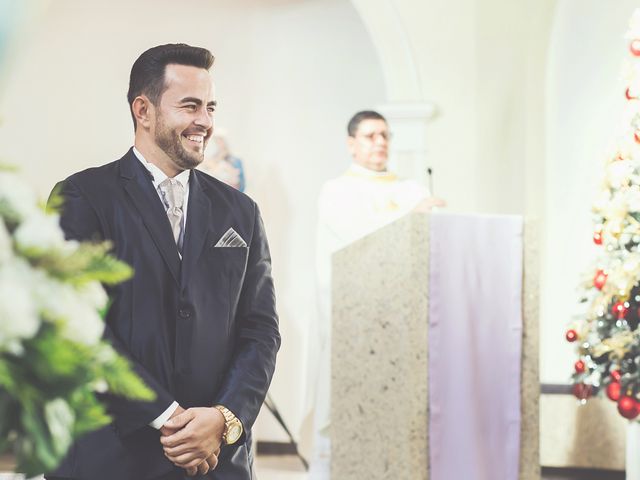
195 108 213 130
375 134 388 145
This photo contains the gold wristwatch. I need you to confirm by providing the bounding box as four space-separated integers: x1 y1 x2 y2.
214 405 243 445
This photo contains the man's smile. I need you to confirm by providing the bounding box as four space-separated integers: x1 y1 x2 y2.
183 133 206 148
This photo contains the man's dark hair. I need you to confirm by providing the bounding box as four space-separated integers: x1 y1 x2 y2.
347 110 387 137
127 43 215 129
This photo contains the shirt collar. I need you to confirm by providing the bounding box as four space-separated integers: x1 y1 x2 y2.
346 163 398 182
133 146 191 189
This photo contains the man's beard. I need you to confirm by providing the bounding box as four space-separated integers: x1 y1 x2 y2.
154 114 205 170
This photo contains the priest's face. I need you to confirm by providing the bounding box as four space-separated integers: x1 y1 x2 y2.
347 119 390 172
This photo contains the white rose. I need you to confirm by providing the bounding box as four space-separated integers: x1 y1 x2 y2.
44 398 74 455
33 272 67 320
61 302 104 345
0 259 40 347
91 379 109 393
77 281 108 311
5 339 25 356
14 211 66 252
94 344 117 363
35 278 105 345
0 172 39 221
59 238 80 256
0 219 12 264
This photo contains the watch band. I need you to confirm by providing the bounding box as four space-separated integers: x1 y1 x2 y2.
214 404 243 445
215 405 235 423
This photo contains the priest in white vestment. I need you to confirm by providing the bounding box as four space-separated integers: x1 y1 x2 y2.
309 110 445 478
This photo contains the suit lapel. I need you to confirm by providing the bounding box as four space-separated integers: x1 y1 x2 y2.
181 172 217 290
119 150 181 285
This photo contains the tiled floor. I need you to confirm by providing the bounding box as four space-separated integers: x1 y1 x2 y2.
0 455 627 480
255 455 308 480
254 458 626 480
0 455 309 480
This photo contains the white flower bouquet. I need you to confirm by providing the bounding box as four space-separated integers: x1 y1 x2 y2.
0 167 154 476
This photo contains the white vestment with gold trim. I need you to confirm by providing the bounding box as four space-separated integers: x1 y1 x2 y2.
311 164 427 437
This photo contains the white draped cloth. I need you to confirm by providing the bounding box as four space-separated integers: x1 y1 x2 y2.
309 164 427 477
428 213 523 480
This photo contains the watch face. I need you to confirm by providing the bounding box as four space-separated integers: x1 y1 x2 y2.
227 423 242 443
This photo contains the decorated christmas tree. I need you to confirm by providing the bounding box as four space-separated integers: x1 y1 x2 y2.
569 9 640 420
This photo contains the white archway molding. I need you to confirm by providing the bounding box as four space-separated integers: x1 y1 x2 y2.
350 0 438 183
349 0 422 101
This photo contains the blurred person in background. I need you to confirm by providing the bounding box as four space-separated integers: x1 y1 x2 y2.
199 129 246 192
309 110 445 478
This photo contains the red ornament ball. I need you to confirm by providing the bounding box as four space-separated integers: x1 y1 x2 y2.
631 39 640 56
593 230 603 245
574 360 586 373
593 270 607 290
573 383 593 401
565 329 578 342
607 382 622 402
618 396 640 419
612 301 628 319
627 87 639 100
611 370 622 382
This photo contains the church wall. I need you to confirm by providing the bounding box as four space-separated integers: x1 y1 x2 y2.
0 0 386 444
4 0 639 452
542 0 640 384
361 0 557 380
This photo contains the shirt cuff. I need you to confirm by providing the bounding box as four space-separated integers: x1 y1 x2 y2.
149 401 179 429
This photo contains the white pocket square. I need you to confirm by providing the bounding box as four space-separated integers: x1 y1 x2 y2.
215 228 247 247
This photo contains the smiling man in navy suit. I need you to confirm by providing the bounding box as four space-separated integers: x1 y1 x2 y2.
47 44 280 480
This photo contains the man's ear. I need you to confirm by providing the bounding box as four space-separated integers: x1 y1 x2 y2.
346 135 357 157
132 95 153 129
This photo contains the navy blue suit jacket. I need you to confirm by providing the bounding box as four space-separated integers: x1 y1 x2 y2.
49 149 280 479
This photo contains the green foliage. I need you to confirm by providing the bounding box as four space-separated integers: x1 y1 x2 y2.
94 346 155 402
45 184 64 215
19 240 133 286
0 167 152 476
0 324 156 476
67 388 111 436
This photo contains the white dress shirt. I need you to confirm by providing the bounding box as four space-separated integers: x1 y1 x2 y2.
133 147 190 234
132 146 189 429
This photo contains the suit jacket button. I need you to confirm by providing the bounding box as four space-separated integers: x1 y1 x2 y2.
179 309 191 318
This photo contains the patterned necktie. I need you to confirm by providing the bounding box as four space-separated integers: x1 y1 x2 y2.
158 178 185 252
